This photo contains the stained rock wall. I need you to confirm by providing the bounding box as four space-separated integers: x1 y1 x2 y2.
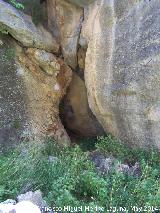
16 47 72 144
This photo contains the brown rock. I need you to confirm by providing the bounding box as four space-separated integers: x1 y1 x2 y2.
16 46 72 144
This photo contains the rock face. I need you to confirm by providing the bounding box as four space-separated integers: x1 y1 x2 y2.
82 0 160 149
0 36 71 148
62 73 104 137
47 0 104 138
47 0 83 68
0 0 59 52
16 47 72 143
0 35 28 151
65 0 95 7
0 0 72 147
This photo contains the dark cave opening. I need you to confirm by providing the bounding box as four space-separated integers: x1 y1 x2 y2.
59 74 105 144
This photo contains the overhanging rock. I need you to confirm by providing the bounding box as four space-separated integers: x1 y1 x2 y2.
0 0 59 53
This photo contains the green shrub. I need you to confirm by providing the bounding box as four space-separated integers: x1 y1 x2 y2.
96 135 160 166
0 137 160 212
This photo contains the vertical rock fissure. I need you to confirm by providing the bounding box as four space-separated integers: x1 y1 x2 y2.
58 5 105 141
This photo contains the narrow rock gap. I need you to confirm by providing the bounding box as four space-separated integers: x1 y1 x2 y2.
58 6 105 143
59 66 105 144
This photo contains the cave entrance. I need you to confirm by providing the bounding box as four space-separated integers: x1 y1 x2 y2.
59 71 105 144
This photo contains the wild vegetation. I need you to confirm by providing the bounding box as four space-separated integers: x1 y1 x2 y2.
0 136 160 212
9 0 24 9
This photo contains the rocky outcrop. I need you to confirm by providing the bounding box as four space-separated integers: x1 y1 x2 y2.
45 0 105 139
62 73 104 137
0 0 59 52
82 0 160 149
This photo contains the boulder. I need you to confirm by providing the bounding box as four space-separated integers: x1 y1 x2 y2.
0 201 41 213
90 151 141 177
0 0 59 53
82 0 160 149
0 200 16 205
17 190 47 207
0 203 15 213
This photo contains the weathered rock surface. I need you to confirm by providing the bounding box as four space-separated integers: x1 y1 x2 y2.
77 47 86 70
90 151 141 177
62 73 104 136
17 190 46 207
2 0 160 149
0 32 72 148
82 0 160 149
46 0 60 42
0 35 28 151
0 0 59 53
16 47 72 143
47 0 83 68
66 0 95 7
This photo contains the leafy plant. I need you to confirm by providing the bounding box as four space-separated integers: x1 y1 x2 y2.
9 0 24 9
